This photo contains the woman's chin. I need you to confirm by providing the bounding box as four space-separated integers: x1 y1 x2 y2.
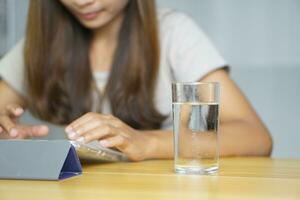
78 18 110 30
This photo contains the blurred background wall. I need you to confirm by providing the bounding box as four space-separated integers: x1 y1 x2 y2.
0 0 299 158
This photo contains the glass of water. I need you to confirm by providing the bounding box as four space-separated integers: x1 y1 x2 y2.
172 82 220 175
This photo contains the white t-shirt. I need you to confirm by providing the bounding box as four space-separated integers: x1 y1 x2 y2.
0 9 227 130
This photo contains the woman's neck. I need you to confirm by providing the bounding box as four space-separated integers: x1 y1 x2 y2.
92 12 124 46
90 12 125 73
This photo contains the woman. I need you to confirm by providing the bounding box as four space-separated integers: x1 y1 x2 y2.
0 0 272 161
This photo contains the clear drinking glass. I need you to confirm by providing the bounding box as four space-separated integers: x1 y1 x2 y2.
172 82 220 175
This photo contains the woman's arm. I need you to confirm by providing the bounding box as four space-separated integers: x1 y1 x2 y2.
144 69 272 159
204 69 272 156
66 69 272 161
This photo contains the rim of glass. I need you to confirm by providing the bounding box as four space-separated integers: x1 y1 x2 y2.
172 81 219 86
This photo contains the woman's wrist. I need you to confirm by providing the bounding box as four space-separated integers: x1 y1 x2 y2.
141 130 173 160
139 130 158 160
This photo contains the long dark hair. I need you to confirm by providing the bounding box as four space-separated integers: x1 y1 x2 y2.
24 0 166 129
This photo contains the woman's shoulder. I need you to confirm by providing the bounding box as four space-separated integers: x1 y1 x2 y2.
157 8 197 29
156 8 205 43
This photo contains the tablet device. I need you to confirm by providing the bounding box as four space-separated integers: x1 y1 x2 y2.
19 111 128 162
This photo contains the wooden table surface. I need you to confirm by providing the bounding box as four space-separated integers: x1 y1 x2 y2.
1 157 300 200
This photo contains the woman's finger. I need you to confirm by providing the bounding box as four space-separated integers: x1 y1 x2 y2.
102 114 123 128
30 125 49 137
14 125 49 139
0 115 18 137
4 104 23 117
100 135 144 161
67 118 103 139
77 125 116 144
66 113 120 132
65 112 95 133
0 126 3 134
99 135 128 149
66 113 121 139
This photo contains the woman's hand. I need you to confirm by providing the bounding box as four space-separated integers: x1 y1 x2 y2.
0 104 49 139
66 112 154 161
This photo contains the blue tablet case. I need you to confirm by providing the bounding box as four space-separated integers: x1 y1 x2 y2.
0 140 82 180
